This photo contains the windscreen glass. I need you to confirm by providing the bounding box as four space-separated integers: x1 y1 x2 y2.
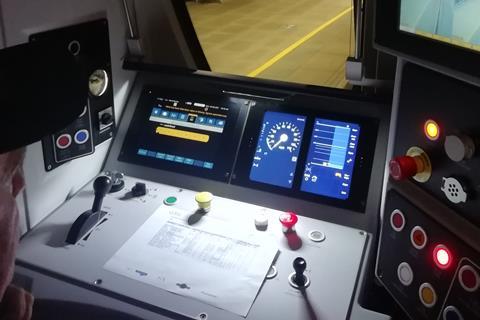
400 0 480 52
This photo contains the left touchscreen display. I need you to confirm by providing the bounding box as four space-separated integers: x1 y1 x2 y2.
119 87 244 181
249 111 306 188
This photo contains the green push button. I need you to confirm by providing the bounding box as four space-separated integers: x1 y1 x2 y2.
164 196 177 206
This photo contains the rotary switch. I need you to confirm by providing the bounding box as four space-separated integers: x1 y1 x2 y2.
389 147 432 182
444 134 476 162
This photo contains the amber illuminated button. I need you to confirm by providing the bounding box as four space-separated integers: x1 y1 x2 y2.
410 226 428 250
458 265 479 292
397 262 413 286
195 192 213 212
419 283 437 308
390 209 406 232
443 306 464 320
424 119 440 141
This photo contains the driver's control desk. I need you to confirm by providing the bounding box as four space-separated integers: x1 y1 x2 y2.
17 175 368 320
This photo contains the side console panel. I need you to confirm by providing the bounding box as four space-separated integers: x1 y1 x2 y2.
377 62 480 319
393 64 480 227
377 189 480 319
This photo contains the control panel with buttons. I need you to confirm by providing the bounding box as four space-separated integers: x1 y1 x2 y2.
16 174 371 320
387 64 480 226
33 19 116 171
377 190 480 320
51 105 94 164
378 63 480 319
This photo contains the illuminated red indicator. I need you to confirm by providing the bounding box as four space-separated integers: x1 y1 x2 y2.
437 249 450 265
433 244 452 269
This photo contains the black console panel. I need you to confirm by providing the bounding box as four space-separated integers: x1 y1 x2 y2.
394 64 480 227
31 19 116 171
377 63 480 319
377 189 480 320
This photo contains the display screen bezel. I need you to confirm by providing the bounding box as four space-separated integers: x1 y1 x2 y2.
118 86 247 182
232 101 378 213
375 0 480 80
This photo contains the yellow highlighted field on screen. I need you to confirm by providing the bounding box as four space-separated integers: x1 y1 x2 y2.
156 127 210 143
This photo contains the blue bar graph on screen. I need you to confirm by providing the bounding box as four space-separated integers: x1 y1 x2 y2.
301 118 360 200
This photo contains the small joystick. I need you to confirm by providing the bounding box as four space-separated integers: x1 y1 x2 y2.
293 257 307 287
289 257 310 289
92 176 112 212
66 176 111 244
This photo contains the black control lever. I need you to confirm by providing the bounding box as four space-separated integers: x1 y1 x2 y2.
92 176 112 212
293 257 307 287
65 176 112 244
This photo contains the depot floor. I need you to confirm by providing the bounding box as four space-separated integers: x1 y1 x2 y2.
186 0 354 88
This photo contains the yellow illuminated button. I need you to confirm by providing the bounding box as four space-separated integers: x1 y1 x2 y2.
424 119 440 141
419 283 437 308
195 192 213 212
156 127 209 143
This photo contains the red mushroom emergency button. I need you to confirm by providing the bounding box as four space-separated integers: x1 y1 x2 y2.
389 156 419 180
279 211 298 233
389 147 432 182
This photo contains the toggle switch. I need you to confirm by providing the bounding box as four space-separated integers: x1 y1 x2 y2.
389 147 431 182
131 182 147 197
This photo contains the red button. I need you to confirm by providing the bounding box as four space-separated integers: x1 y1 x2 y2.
433 244 452 269
56 134 72 149
389 156 418 180
279 212 298 229
459 265 479 292
390 209 405 232
410 226 427 249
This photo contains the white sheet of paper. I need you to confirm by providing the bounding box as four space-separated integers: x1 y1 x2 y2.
104 206 279 317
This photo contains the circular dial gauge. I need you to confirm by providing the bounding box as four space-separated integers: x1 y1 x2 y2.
88 69 109 97
266 121 302 152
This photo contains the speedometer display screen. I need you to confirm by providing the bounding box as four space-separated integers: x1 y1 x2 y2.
249 111 306 188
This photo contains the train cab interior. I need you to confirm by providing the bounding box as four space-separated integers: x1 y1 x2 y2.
0 1 479 319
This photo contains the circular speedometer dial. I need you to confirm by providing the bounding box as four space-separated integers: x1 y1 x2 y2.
266 121 302 152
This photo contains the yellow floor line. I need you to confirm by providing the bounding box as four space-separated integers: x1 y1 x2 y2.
247 6 353 78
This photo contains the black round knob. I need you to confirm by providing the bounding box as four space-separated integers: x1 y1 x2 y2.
94 176 112 196
293 257 306 274
101 112 113 125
